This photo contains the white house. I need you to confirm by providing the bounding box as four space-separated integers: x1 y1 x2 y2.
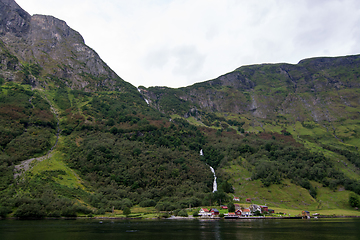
198 208 211 217
241 208 251 217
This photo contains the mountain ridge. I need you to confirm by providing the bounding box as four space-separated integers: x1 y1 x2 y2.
140 54 360 121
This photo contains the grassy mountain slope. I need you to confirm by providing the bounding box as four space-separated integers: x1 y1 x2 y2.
1 0 360 218
139 56 360 212
0 0 214 218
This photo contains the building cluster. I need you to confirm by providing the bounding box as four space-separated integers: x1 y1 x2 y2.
198 204 274 218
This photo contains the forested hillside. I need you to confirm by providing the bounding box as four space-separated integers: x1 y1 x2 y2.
1 0 360 219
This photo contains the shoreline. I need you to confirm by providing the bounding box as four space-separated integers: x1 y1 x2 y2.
2 215 360 221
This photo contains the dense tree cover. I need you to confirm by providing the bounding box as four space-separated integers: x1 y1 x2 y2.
62 129 212 209
204 130 360 196
2 80 360 218
0 84 57 162
0 171 92 218
0 83 58 195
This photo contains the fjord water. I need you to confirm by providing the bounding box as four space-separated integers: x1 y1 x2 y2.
1 218 359 240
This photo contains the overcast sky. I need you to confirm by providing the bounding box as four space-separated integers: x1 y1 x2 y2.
15 0 360 88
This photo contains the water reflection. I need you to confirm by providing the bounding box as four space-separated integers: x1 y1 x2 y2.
0 218 359 240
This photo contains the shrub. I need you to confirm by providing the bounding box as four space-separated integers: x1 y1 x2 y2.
14 203 46 219
177 209 188 217
140 199 156 207
123 207 131 216
96 208 105 215
0 206 12 218
227 202 235 212
349 193 360 207
61 207 77 217
192 209 200 217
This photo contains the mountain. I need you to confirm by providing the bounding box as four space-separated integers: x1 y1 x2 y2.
0 0 360 219
140 55 360 170
140 55 360 121
0 0 135 91
139 55 360 210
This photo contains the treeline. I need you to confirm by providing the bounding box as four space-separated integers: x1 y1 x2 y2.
203 131 360 197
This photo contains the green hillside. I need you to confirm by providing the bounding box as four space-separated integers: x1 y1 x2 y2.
1 0 360 219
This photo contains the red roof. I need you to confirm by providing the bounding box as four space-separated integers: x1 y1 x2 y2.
201 208 209 212
243 209 250 212
228 212 235 215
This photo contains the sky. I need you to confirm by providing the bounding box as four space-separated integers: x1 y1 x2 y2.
15 0 360 88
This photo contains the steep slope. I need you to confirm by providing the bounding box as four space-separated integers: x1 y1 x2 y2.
1 0 360 218
140 55 360 121
0 0 133 91
140 55 360 210
139 55 360 160
0 0 215 218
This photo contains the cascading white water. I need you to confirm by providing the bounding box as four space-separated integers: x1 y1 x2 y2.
200 149 217 192
137 88 150 105
210 166 217 192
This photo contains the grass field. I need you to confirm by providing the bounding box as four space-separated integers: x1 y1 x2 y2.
30 149 87 190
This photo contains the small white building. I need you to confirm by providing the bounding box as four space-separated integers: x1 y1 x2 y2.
198 208 211 217
241 208 252 217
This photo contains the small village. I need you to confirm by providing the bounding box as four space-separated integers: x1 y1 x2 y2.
197 197 313 219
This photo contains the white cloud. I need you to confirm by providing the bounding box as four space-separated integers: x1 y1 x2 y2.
15 0 360 88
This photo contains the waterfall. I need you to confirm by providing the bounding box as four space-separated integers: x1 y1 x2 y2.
200 149 217 192
137 88 150 105
210 166 217 192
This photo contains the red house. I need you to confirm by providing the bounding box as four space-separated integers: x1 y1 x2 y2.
210 208 220 215
260 206 268 212
246 198 251 203
235 209 242 215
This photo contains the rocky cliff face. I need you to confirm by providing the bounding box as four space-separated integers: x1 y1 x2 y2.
0 0 131 91
140 55 360 124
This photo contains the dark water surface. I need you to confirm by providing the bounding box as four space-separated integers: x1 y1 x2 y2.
1 218 359 240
